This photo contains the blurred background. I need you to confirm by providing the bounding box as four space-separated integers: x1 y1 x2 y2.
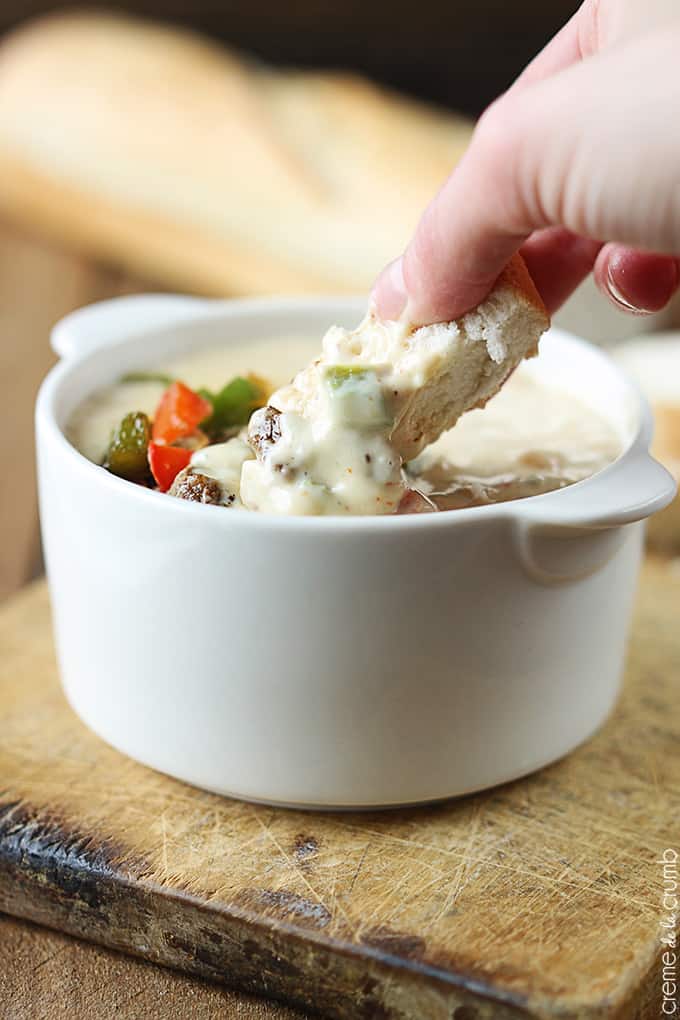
0 0 582 116
0 0 677 601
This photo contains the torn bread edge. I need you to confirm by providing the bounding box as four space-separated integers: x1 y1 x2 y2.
258 252 550 464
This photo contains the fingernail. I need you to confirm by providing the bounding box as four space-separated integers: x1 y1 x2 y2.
606 262 652 315
371 257 408 321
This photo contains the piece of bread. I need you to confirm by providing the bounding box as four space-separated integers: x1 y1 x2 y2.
616 334 680 555
267 253 549 461
0 11 472 296
386 254 549 458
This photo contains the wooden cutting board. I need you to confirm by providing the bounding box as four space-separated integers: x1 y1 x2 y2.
1 563 678 1020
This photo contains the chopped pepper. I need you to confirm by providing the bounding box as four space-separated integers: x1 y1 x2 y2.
121 371 174 386
104 411 152 483
152 381 213 445
148 442 192 492
324 365 376 389
323 365 390 428
200 374 268 439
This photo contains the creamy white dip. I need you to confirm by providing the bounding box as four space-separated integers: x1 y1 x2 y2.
67 334 319 465
67 334 622 514
409 371 622 509
239 312 526 515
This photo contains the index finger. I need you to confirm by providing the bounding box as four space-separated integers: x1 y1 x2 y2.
372 109 534 323
371 3 599 324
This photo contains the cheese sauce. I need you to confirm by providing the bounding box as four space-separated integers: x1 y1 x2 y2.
409 372 621 509
67 335 622 513
67 335 319 465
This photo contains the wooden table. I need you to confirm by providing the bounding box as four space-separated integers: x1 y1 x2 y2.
1 565 679 1019
1 914 309 1019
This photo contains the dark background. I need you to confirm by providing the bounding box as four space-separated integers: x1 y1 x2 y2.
0 0 581 116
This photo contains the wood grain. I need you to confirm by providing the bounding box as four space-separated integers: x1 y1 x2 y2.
1 562 678 1019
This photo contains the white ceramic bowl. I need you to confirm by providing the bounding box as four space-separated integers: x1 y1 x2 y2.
36 295 676 808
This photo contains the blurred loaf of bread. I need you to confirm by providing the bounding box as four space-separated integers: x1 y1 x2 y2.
0 11 472 295
616 334 680 554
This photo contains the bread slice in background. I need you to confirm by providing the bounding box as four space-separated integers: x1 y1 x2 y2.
616 334 680 554
0 11 472 296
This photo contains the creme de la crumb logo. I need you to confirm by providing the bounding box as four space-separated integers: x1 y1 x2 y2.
659 848 678 1015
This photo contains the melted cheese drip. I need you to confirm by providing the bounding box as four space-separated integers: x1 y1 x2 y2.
67 336 622 515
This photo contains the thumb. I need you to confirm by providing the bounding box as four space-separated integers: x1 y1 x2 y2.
371 97 542 324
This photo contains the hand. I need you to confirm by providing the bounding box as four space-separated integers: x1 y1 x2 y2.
372 0 680 325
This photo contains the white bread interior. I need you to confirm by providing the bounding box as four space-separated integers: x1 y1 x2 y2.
270 253 549 462
388 255 549 459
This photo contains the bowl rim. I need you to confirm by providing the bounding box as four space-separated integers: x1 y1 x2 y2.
36 293 667 535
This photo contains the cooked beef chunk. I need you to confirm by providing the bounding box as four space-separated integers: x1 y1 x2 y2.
169 469 224 504
249 405 282 458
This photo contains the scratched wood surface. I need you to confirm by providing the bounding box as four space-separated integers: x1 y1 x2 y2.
0 564 678 1019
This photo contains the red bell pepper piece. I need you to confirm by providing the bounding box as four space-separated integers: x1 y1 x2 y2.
152 381 212 445
148 442 192 492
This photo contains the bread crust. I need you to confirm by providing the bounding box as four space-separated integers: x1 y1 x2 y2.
0 148 338 296
496 252 549 325
390 253 549 458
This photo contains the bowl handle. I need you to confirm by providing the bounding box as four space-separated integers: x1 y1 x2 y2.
519 452 676 531
51 294 216 360
511 452 676 582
